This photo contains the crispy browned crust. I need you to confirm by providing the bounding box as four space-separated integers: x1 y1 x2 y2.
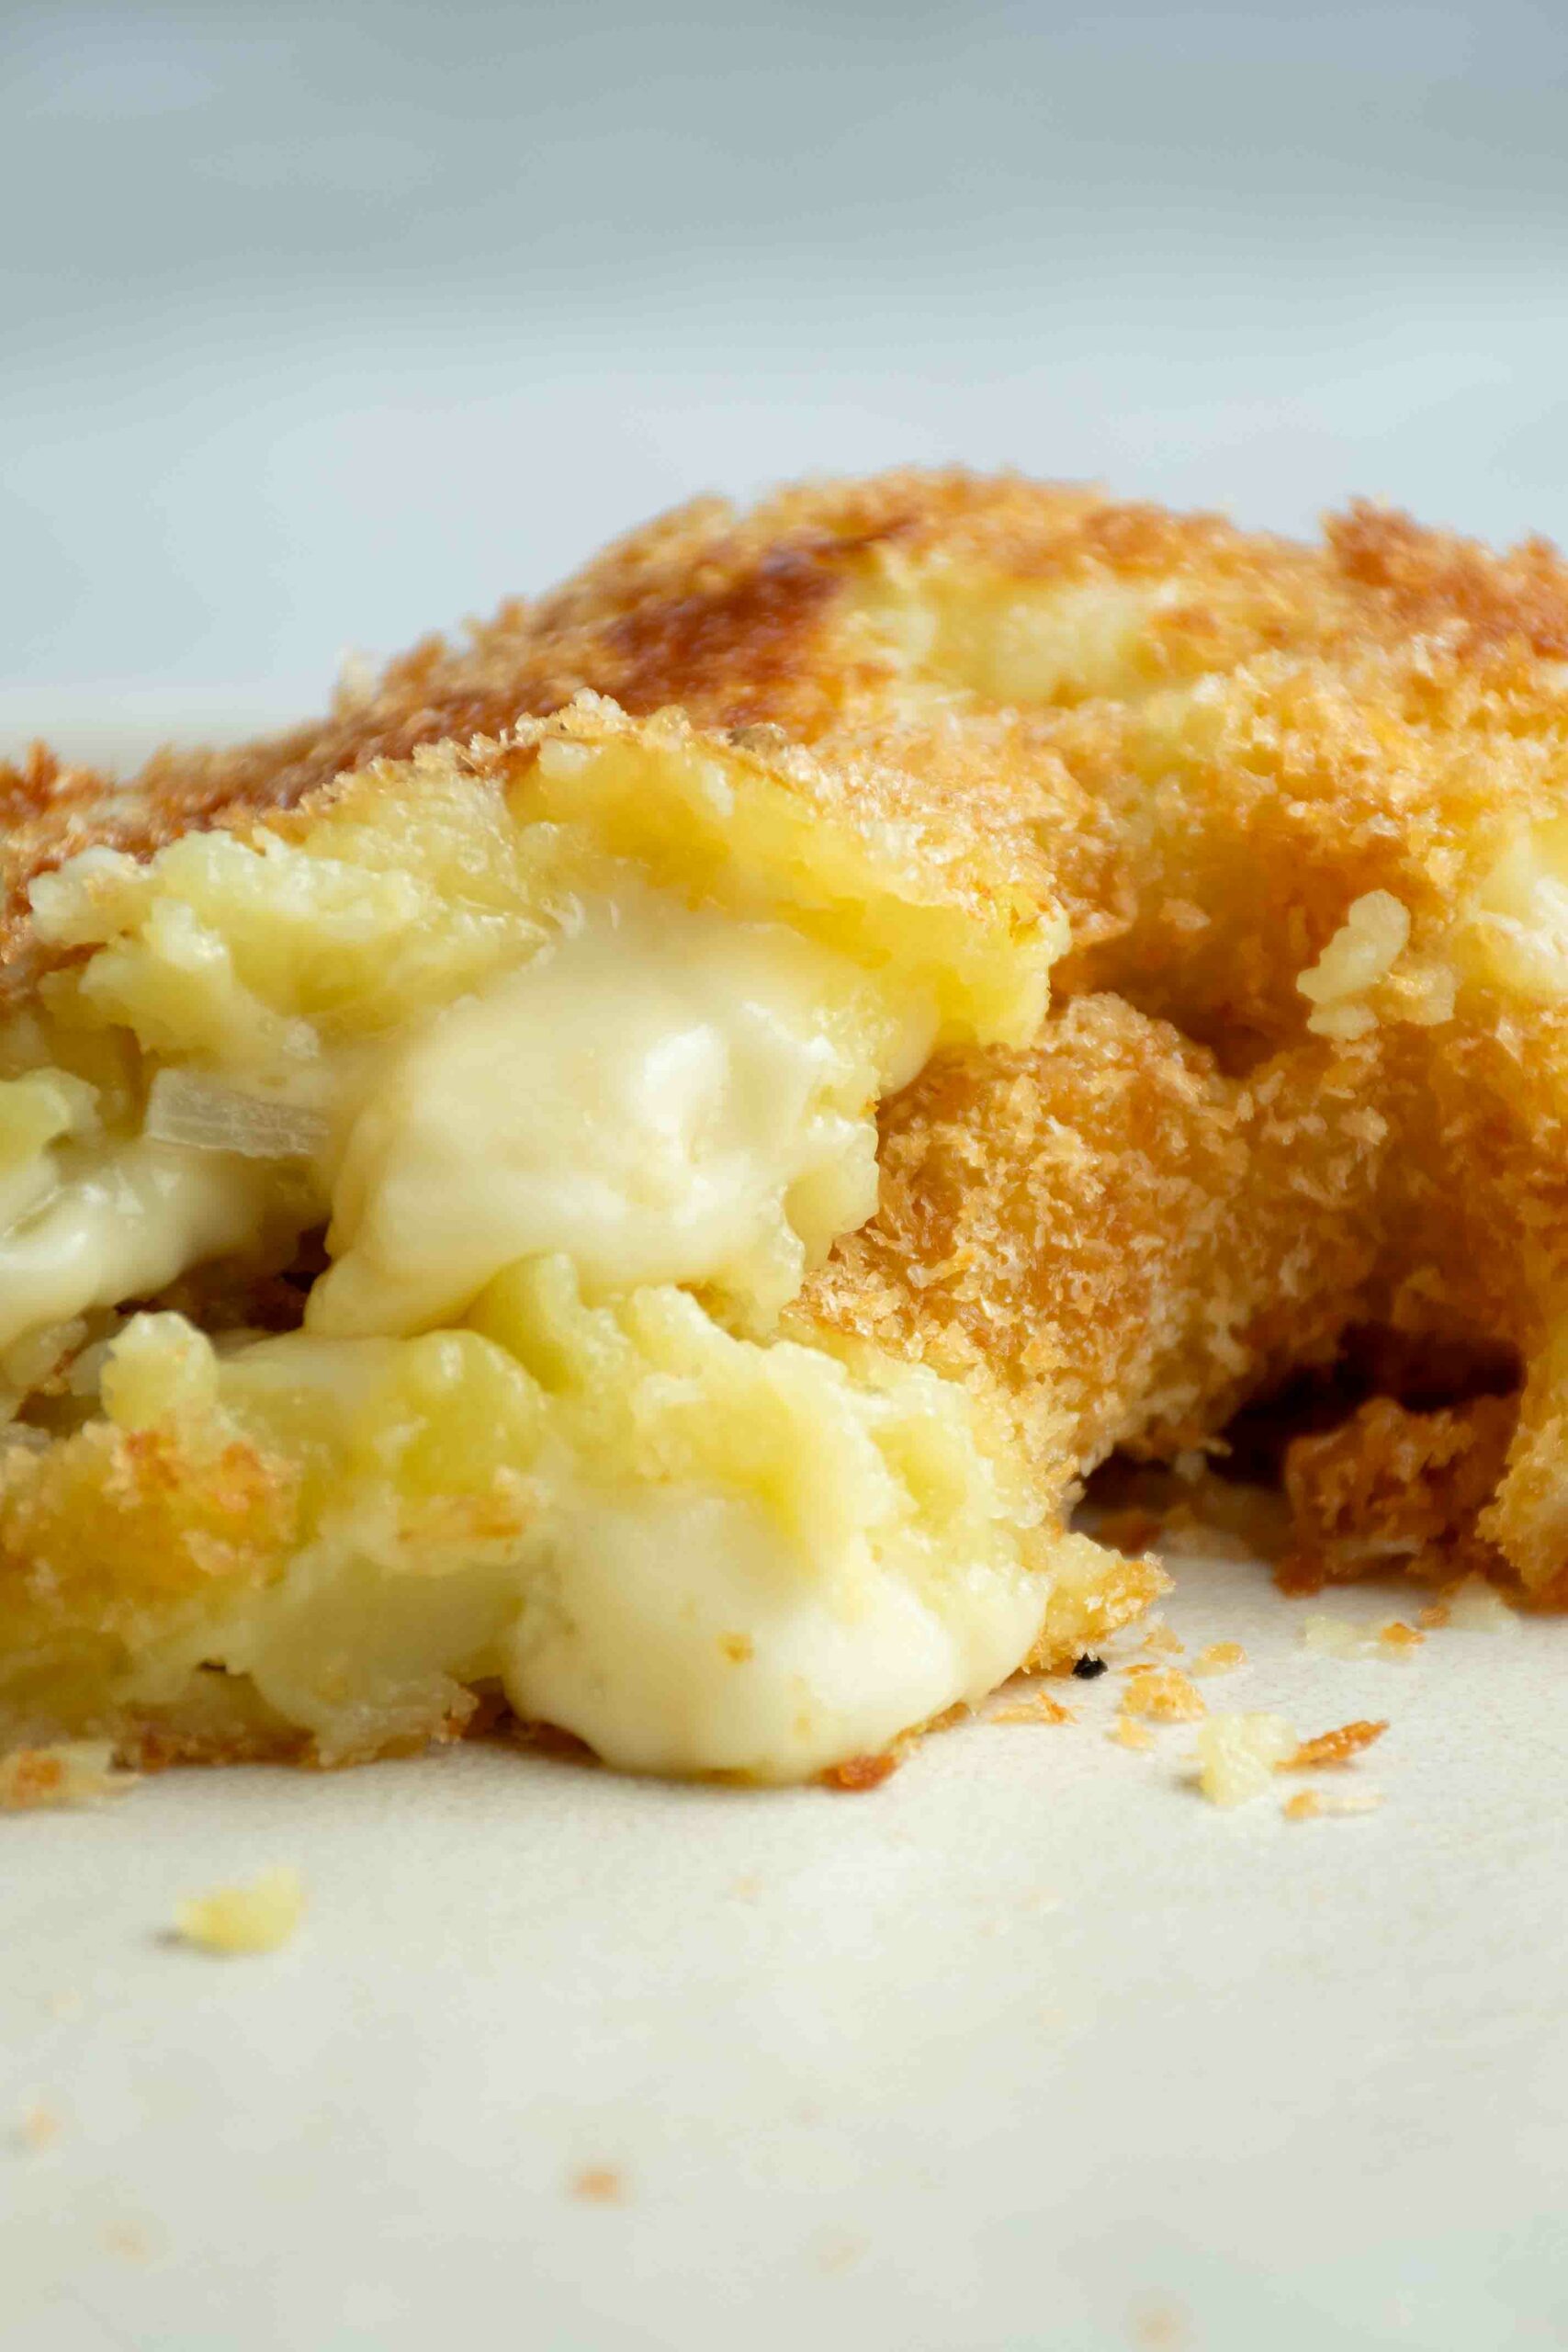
800 995 1384 1481
1280 1395 1517 1592
10 469 1568 994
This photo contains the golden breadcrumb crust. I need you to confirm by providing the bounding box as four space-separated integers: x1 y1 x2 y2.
1280 1394 1516 1591
6 467 1568 1779
11 469 1568 1004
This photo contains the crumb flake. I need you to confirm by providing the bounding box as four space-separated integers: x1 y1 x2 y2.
1120 1666 1205 1722
1193 1713 1295 1806
104 2219 157 2264
1191 1641 1246 1678
1283 1786 1383 1821
174 1865 305 1956
1442 1576 1521 1634
570 2165 625 2204
1301 1612 1419 1662
1285 1717 1388 1770
1139 1621 1185 1657
1108 1715 1156 1751
820 1751 899 1792
989 1686 1074 1726
16 2103 62 2153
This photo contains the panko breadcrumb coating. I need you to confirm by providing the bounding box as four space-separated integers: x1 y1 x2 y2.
4 468 1568 1784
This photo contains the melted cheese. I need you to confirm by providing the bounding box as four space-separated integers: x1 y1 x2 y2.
502 1481 1043 1781
0 891 926 1367
0 1139 281 1353
310 894 926 1340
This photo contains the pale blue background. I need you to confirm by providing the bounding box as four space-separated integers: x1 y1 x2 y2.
3 0 1567 754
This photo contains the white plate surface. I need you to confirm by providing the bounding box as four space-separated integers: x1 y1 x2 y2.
6 1553 1567 2352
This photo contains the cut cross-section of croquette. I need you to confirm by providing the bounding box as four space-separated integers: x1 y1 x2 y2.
8 469 1568 1794
0 695 1152 1779
56 465 1554 1605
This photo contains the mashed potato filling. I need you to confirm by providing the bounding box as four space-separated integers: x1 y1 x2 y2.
0 1267 1048 1780
0 701 1069 1779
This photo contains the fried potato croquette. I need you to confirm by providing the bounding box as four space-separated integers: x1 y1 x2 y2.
4 468 1568 1784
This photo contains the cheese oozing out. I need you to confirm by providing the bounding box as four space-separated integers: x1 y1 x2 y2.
0 892 919 1364
0 705 1067 1780
310 889 931 1340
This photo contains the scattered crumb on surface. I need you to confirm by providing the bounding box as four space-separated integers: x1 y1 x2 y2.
44 1990 83 2020
820 1751 899 1792
0 1742 134 1812
570 2166 626 2204
1286 1718 1388 1770
1138 1622 1185 1658
15 2104 62 2154
817 2232 868 2275
1283 1787 1383 1821
1442 1576 1521 1634
174 1865 305 1956
103 2219 160 2264
731 1876 762 1901
1129 2294 1190 2349
1300 1612 1377 1658
1108 1715 1156 1751
1193 1713 1295 1806
1300 1612 1418 1661
1120 1666 1205 1722
1191 1641 1247 1678
989 1686 1074 1726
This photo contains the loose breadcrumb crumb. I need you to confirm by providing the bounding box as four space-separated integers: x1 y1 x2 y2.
1108 1716 1156 1751
1120 1666 1205 1722
1285 1718 1388 1770
1139 1622 1186 1657
1193 1713 1295 1805
174 1865 305 1955
570 2166 625 2204
1130 2292 1191 2348
103 2221 157 2264
1282 1787 1383 1821
1300 1613 1418 1661
15 2104 62 2153
1191 1642 1247 1678
0 1742 134 1811
820 1751 900 1792
1300 1613 1375 1657
989 1686 1075 1725
1442 1576 1521 1634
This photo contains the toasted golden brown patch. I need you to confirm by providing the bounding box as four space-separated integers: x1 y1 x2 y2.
14 469 1568 1010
